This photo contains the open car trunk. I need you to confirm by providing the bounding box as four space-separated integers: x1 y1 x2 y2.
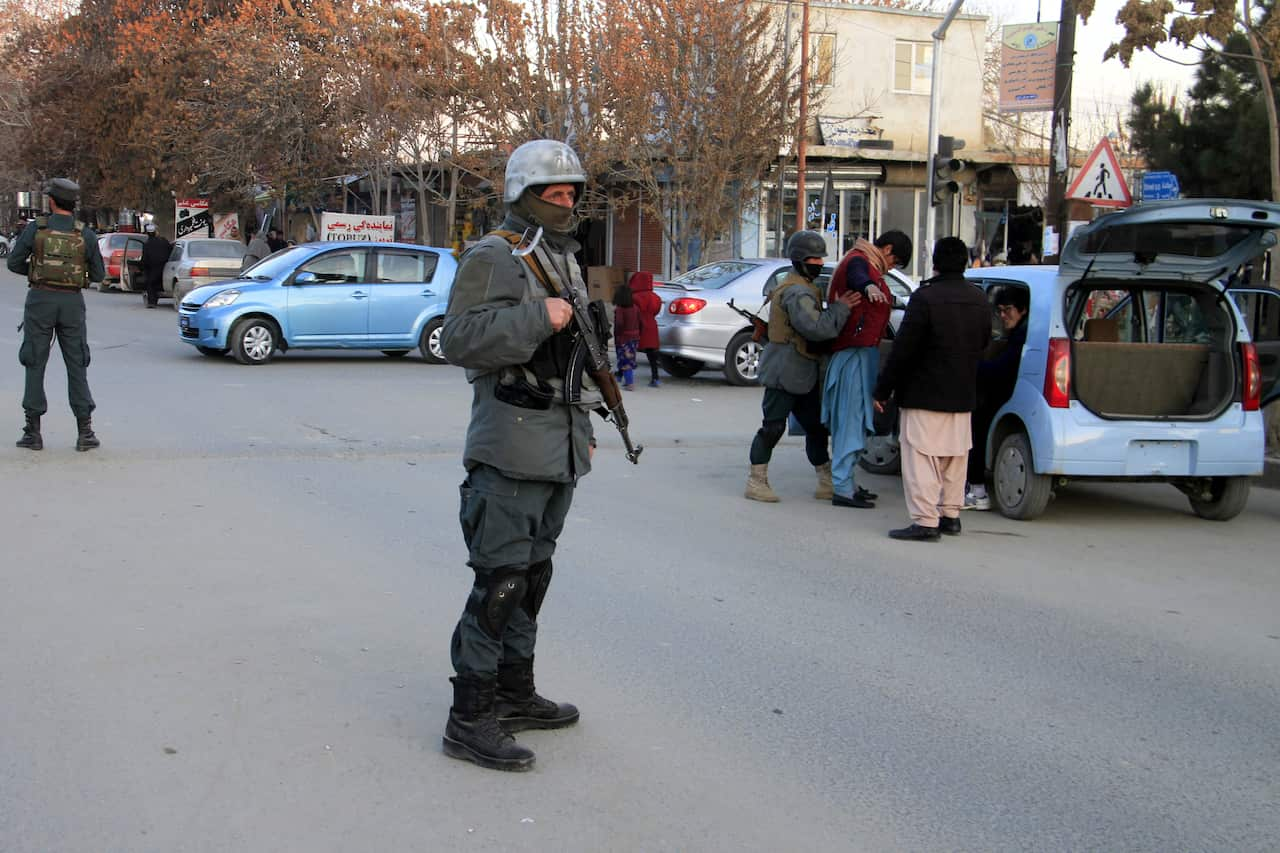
1059 200 1280 419
1069 282 1236 419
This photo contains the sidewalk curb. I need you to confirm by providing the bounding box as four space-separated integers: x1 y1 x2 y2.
1261 457 1280 491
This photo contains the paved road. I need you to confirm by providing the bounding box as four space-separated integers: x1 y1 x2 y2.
2 268 1278 852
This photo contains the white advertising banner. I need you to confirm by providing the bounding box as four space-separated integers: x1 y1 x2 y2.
319 212 395 242
213 213 240 241
176 198 212 238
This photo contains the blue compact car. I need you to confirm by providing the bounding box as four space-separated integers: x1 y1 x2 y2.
176 242 458 365
965 200 1280 521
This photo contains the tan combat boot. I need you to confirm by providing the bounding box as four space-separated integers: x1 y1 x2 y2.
745 464 780 502
814 462 834 500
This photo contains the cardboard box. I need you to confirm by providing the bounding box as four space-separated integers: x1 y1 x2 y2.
586 266 626 306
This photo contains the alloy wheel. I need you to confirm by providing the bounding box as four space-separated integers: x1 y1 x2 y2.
736 341 762 381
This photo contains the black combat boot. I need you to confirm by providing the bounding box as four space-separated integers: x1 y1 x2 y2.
442 675 535 772
15 414 42 451
495 656 580 732
75 417 100 452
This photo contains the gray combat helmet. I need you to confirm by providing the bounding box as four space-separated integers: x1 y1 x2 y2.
785 230 826 264
504 140 586 204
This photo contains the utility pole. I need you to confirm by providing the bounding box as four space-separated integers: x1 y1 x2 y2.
1044 0 1076 261
795 0 810 232
775 0 795 252
923 0 966 262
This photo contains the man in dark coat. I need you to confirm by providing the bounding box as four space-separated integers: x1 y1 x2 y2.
873 237 991 541
139 223 172 308
966 285 1029 510
266 228 288 253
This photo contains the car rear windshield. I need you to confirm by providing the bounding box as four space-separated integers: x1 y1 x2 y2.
1068 284 1232 347
667 261 756 290
1078 223 1258 260
188 240 246 259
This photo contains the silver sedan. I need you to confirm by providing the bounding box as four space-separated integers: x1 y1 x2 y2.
165 238 248 306
656 258 915 386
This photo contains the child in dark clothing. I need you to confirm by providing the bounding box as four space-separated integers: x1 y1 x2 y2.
613 284 641 390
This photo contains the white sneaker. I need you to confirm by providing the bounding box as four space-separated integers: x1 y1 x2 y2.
963 491 991 511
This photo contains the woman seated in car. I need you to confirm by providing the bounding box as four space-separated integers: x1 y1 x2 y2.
966 286 1030 511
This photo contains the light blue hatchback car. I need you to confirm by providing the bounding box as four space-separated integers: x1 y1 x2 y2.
176 241 458 365
964 199 1280 521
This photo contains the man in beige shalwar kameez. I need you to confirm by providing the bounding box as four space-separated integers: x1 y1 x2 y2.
873 237 991 541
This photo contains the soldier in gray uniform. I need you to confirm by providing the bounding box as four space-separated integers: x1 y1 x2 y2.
439 139 603 772
8 178 105 452
745 230 858 502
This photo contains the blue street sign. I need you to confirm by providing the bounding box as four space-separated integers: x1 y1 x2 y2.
1142 171 1181 201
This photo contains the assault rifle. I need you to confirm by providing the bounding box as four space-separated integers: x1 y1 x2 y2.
727 298 768 342
510 227 643 464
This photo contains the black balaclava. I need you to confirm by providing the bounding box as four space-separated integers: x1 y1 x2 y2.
799 261 824 281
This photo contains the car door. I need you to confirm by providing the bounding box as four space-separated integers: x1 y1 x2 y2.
368 249 441 344
120 235 147 292
1229 287 1280 407
286 248 371 343
163 242 183 297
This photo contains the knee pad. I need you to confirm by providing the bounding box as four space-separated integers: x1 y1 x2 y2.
522 559 553 619
758 419 786 445
467 570 528 639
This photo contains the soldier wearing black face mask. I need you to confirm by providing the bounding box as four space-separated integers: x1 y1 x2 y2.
744 230 860 503
437 139 597 772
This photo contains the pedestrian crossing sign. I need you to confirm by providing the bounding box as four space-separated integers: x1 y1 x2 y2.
1066 137 1131 208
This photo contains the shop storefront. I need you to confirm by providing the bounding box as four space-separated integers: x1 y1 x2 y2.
761 160 958 280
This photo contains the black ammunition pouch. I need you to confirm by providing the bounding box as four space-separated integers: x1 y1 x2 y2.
494 375 555 410
527 327 576 382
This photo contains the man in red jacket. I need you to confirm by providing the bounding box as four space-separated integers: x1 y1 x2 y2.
629 271 663 386
822 230 911 508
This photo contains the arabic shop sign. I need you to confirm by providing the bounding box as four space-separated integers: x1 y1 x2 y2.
319 212 396 242
176 198 212 238
817 116 882 147
998 23 1057 113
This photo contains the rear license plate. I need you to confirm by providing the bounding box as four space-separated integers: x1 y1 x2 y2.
1125 440 1193 475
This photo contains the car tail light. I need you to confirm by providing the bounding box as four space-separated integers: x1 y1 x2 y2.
190 266 210 277
1241 342 1261 411
1043 337 1071 408
668 297 707 315
110 249 124 263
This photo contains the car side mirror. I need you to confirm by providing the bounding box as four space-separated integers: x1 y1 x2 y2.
293 271 318 285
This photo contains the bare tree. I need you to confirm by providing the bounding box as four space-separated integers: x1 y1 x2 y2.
593 0 802 272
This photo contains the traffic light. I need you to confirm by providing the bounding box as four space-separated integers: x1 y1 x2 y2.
930 135 967 207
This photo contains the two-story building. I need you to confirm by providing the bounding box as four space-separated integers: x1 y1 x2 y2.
606 1 994 280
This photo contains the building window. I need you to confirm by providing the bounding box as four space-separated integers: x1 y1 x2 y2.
893 40 932 95
812 33 835 87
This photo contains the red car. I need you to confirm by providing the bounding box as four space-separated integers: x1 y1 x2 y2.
97 232 146 290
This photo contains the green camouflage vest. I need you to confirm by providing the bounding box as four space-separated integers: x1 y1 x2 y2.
31 216 89 288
